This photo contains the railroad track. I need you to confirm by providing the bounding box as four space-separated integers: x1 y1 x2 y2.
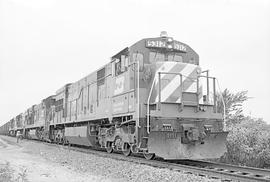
174 160 270 181
20 138 270 182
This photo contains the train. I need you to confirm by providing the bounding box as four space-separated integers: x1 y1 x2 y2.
0 32 228 160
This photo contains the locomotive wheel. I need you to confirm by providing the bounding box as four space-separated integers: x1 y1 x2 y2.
106 142 113 153
143 151 155 160
122 143 131 157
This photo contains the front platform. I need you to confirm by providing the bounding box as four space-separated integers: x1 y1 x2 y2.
148 131 228 160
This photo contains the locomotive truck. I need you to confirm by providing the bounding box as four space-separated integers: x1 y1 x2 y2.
0 32 228 160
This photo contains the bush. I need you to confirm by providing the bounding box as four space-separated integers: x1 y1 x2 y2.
221 117 270 168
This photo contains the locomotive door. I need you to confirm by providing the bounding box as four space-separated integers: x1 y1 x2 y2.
111 53 135 114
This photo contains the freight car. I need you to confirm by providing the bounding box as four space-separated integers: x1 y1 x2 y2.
0 32 228 160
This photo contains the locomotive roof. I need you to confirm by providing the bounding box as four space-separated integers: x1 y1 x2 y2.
111 36 199 62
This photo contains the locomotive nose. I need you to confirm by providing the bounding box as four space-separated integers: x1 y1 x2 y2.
151 62 201 104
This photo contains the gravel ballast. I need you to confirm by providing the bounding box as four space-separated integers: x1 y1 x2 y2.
20 140 221 182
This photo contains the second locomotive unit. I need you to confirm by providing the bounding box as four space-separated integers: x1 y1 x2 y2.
1 32 228 160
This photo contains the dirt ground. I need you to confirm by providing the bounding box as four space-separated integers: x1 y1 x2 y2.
0 136 110 182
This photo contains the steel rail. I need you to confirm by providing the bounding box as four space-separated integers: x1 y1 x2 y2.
179 160 270 179
168 160 270 182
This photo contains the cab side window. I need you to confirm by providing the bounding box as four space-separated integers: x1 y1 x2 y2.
115 59 121 76
114 55 129 76
149 52 164 63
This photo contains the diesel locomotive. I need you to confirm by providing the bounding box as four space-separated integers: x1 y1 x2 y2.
0 32 228 160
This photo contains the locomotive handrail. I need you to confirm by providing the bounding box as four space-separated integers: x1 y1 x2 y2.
198 75 216 79
137 59 140 129
158 71 184 75
197 75 217 113
146 74 157 134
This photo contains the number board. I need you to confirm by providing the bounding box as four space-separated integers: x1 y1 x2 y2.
173 42 187 52
165 132 178 139
146 40 167 48
146 39 187 52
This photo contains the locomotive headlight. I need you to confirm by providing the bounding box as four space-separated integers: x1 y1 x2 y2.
167 37 173 42
167 44 173 49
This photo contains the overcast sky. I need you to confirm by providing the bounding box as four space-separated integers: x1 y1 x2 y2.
0 0 269 126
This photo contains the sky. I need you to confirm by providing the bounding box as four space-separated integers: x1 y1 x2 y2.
0 0 269 126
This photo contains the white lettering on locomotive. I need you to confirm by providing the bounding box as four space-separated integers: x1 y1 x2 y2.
173 43 187 52
146 40 187 52
146 40 166 48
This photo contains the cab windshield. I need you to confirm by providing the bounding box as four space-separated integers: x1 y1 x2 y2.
149 51 183 63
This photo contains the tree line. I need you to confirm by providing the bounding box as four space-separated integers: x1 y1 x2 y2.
217 89 270 168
